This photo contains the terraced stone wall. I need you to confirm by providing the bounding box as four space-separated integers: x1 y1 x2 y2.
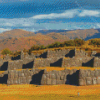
78 69 100 86
62 57 94 67
47 49 70 58
93 57 100 67
41 69 79 85
7 69 44 85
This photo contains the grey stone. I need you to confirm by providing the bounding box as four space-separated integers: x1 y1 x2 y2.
92 77 97 85
97 76 100 84
46 78 51 85
51 79 56 85
78 79 86 86
86 77 92 85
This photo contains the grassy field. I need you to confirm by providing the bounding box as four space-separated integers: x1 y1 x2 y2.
0 84 100 100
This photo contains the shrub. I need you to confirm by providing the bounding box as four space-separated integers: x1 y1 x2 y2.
1 48 12 55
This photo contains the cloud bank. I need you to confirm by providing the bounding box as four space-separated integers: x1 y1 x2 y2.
0 9 99 33
32 9 100 19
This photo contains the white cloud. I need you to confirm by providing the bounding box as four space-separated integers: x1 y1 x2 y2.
32 9 79 19
0 28 11 33
79 10 100 17
32 9 100 19
0 9 99 33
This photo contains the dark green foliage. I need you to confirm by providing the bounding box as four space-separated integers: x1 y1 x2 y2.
74 38 85 46
89 40 100 46
1 48 12 55
28 38 85 52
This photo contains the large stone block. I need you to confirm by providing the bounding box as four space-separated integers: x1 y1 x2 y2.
94 70 100 77
51 73 56 79
97 76 100 84
60 75 64 80
51 79 56 85
78 79 86 86
46 78 51 85
92 77 97 85
86 77 92 85
91 71 95 77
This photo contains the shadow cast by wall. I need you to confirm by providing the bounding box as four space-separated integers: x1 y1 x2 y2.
65 70 79 86
11 55 20 60
22 61 34 69
94 53 100 57
0 62 8 71
0 74 8 84
50 58 62 67
65 50 75 58
82 58 94 67
30 70 44 85
39 52 47 58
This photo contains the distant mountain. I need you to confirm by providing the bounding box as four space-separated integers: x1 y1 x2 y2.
35 29 99 39
35 29 70 34
0 33 69 51
0 28 99 51
85 29 100 40
0 29 35 40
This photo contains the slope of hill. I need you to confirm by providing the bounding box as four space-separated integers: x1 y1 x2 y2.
84 29 100 40
0 28 99 51
0 33 70 51
35 29 99 39
0 29 35 40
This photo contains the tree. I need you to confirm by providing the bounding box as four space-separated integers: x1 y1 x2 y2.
1 48 12 55
74 38 85 46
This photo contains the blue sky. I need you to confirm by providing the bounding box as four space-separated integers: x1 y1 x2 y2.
0 0 100 32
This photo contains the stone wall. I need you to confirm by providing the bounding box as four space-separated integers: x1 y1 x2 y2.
3 54 11 61
7 69 43 85
62 57 94 67
33 57 63 68
8 60 23 70
41 69 78 85
33 58 50 68
75 49 88 57
7 68 79 85
93 57 100 67
78 69 100 86
2 68 100 86
47 49 70 58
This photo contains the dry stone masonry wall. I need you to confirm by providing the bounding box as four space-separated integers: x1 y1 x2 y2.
7 69 43 85
41 69 79 85
78 69 100 86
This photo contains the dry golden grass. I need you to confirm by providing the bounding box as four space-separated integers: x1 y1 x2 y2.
0 84 100 100
38 66 100 71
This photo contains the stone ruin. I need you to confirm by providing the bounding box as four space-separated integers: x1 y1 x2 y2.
0 48 100 86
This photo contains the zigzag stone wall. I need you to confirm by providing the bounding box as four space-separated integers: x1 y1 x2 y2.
41 69 79 85
47 49 70 58
62 57 94 67
7 69 43 85
7 68 79 85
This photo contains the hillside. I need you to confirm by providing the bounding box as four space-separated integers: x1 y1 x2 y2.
0 29 35 40
35 29 99 39
0 28 99 51
0 28 99 40
0 33 70 51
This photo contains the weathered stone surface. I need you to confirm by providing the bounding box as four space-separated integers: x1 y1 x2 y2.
46 78 51 85
51 73 56 79
78 79 86 86
86 77 92 85
60 75 64 80
92 77 97 85
51 79 56 85
97 76 100 84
